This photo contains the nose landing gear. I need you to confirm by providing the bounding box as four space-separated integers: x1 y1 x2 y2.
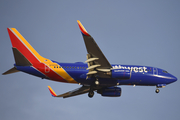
155 88 160 93
155 84 166 93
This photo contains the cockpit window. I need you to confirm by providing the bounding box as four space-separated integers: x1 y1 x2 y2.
162 70 168 73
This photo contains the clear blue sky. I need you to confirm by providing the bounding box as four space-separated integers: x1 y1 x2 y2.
1 1 180 120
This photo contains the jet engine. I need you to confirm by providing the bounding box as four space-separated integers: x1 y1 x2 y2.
97 87 122 97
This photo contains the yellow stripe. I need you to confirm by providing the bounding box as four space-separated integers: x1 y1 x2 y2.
48 86 57 96
12 28 77 83
11 28 46 62
58 68 77 83
77 20 88 33
48 63 77 83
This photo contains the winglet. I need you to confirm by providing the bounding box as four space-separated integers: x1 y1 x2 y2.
77 20 90 36
48 86 57 97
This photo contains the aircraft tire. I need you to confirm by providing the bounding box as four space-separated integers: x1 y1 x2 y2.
88 91 94 98
155 89 160 93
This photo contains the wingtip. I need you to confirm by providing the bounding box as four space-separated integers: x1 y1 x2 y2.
77 20 90 36
48 86 57 97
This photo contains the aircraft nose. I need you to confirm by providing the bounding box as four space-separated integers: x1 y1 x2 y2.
168 75 177 84
172 76 177 83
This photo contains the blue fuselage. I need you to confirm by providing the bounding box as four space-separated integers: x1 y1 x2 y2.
15 61 177 87
51 61 177 87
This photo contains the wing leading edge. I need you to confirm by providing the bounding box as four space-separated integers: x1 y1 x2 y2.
77 20 112 78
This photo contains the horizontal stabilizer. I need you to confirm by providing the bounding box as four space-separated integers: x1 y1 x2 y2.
2 67 19 75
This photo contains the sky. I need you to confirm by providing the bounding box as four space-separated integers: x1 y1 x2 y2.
0 0 180 120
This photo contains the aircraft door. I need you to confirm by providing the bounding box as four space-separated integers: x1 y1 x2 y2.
153 67 158 75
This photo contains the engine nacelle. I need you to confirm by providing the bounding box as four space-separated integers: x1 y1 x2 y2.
111 69 131 79
97 87 122 97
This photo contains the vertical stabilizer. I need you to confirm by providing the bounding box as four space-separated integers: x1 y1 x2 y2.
7 28 47 65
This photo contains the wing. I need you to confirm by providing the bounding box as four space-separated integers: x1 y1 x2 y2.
48 86 91 98
77 20 112 78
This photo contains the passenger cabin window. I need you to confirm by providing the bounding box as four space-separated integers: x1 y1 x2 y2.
62 66 87 69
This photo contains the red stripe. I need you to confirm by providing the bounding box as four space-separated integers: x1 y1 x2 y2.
34 63 67 83
48 88 56 96
8 28 67 83
78 24 90 36
7 28 40 64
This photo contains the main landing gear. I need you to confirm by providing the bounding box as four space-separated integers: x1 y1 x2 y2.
88 78 99 98
88 81 95 98
88 91 94 98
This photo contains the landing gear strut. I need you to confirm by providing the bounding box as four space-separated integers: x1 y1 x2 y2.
88 81 95 98
88 79 99 98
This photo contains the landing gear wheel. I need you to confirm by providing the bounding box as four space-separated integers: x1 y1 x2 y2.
88 91 94 98
155 89 160 93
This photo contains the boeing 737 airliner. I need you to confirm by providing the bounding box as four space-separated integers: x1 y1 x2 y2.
3 20 177 98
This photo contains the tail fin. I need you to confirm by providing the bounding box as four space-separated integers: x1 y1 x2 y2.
7 28 46 65
3 28 47 75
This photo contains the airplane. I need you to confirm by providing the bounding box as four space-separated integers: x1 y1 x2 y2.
3 20 177 98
